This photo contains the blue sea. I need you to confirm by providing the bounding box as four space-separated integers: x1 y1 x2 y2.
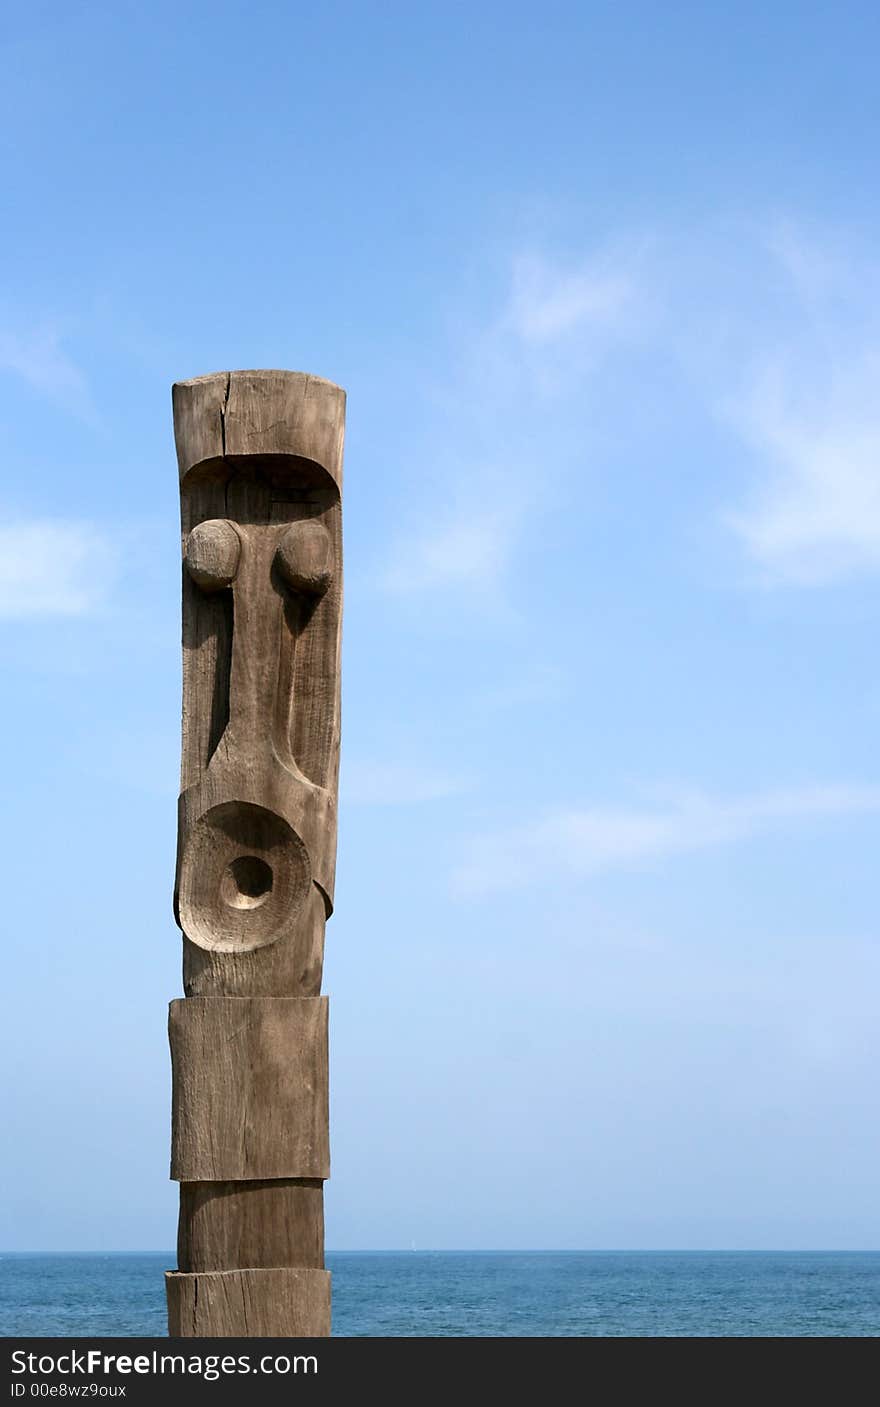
1 1252 878 1337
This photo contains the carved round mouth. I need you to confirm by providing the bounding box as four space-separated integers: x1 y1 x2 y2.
220 855 273 910
178 800 311 953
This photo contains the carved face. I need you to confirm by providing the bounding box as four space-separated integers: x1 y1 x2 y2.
175 459 342 958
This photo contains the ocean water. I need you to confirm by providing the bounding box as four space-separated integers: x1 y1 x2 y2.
1 1251 878 1337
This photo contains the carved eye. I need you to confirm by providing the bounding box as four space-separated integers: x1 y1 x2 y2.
275 521 333 596
185 519 241 591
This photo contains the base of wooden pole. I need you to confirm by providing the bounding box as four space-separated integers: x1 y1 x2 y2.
166 1267 331 1337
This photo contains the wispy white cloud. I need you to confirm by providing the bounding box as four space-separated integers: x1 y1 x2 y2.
0 326 94 420
453 783 880 895
380 504 520 596
725 351 880 584
763 222 853 303
342 758 470 806
382 221 880 597
505 251 636 344
0 519 116 618
681 221 880 586
379 243 642 600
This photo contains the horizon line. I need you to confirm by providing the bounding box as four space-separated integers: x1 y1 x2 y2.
4 1247 880 1256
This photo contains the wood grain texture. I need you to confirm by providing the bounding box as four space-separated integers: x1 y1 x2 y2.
173 370 345 490
178 1180 324 1271
176 480 342 924
168 370 344 1338
182 883 328 999
166 1268 331 1337
174 374 344 990
169 997 329 1180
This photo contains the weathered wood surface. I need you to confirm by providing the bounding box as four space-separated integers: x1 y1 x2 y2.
166 1268 331 1338
178 1180 324 1271
169 997 329 1181
183 883 328 999
167 370 344 1338
175 378 344 984
173 369 345 488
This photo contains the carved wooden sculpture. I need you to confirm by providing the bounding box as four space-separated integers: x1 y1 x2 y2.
164 370 345 1337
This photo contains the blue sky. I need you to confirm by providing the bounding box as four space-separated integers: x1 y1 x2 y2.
2 0 880 1251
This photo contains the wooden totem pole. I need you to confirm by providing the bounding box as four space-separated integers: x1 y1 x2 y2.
164 370 345 1337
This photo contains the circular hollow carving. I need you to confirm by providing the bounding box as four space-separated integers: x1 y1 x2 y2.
220 856 273 910
178 802 310 953
185 519 241 591
275 520 333 597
